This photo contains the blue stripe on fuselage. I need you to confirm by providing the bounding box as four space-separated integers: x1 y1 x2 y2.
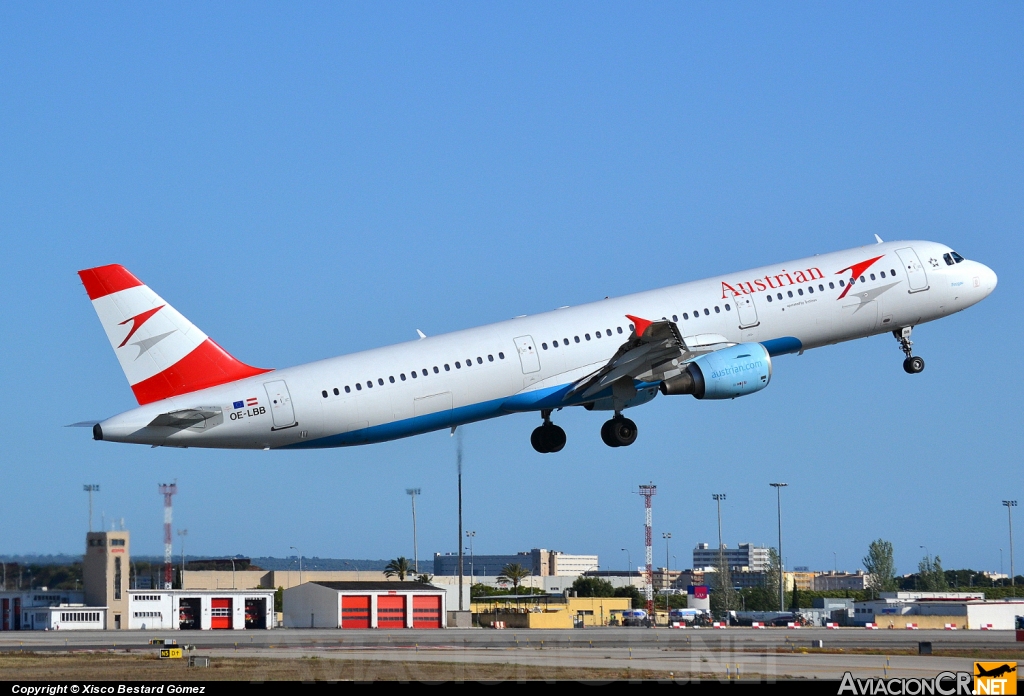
761 336 803 356
284 338 803 449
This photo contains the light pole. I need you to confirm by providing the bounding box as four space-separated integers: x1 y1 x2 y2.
622 548 632 577
466 531 476 583
230 558 236 590
290 546 303 585
407 488 422 573
770 483 788 612
712 494 726 585
662 532 672 613
1004 501 1017 586
83 485 100 532
177 529 187 589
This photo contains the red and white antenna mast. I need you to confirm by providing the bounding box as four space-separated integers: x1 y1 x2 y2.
158 481 178 589
638 483 657 621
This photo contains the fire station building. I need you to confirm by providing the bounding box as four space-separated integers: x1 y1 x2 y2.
283 581 446 629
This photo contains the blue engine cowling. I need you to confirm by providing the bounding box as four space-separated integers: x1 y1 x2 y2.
659 343 772 400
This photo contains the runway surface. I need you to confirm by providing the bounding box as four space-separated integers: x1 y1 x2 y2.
2 627 1018 679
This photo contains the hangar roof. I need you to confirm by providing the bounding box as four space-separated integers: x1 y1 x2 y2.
311 581 440 592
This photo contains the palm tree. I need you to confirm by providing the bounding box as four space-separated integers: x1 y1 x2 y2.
498 563 531 610
384 557 412 581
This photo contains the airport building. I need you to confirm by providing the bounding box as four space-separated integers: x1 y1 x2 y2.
813 571 871 591
434 549 598 577
0 530 274 632
283 581 447 629
692 543 769 572
853 592 1024 630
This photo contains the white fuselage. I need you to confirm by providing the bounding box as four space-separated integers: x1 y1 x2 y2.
95 240 996 449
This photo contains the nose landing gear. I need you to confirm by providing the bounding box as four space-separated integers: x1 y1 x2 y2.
600 415 638 448
895 327 925 374
531 410 566 453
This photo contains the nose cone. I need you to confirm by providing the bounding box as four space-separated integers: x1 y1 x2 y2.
980 263 998 296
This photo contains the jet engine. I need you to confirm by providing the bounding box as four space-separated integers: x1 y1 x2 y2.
659 343 772 400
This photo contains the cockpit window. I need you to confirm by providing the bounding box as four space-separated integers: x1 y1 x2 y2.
943 253 954 266
951 251 965 263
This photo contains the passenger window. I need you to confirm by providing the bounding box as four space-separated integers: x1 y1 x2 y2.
322 390 328 398
356 383 362 391
574 336 580 343
606 328 612 335
880 271 886 278
617 327 623 334
411 371 417 378
423 369 429 376
839 280 845 287
499 352 505 359
488 355 494 362
585 334 591 341
829 282 835 289
455 362 460 369
367 381 373 388
378 378 384 385
434 366 440 373
345 386 351 393
476 357 482 364
465 358 472 366
860 276 865 283
819 284 824 291
777 293 783 300
724 305 731 311
787 291 793 298
714 306 720 313
595 331 602 338
444 364 450 371
767 295 773 303
389 376 395 383
628 324 634 331
797 289 803 296
704 308 710 316
672 315 678 322
683 312 689 319
870 273 875 281
334 388 340 395
542 343 548 350
808 286 813 293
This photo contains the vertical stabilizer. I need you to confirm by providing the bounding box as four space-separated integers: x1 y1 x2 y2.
78 264 271 405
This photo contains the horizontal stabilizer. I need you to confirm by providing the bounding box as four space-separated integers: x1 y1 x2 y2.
66 421 101 427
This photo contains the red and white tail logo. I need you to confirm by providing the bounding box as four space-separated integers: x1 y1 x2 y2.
78 264 271 405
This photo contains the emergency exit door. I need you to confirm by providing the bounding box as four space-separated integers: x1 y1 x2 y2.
264 380 297 430
896 247 930 293
513 336 541 374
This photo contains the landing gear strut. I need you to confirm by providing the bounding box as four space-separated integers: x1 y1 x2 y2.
600 415 638 448
531 410 566 454
894 326 925 374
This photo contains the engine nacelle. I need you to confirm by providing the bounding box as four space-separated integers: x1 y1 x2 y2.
659 343 772 400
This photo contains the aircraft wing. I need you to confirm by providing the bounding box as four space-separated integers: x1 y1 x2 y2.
148 407 222 430
566 314 734 401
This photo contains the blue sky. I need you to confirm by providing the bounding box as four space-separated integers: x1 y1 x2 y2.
1 3 1021 577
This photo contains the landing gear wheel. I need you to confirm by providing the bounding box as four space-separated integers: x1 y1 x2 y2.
903 356 925 374
531 423 566 453
894 327 924 374
601 417 638 448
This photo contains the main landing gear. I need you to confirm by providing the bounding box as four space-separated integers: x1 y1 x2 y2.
895 326 925 374
531 410 566 454
600 415 638 448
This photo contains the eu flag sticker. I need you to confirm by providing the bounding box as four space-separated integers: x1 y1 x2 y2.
232 401 244 409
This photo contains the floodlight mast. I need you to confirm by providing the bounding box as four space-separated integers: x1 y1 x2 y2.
83 485 100 532
158 482 178 589
770 483 788 612
638 484 657 623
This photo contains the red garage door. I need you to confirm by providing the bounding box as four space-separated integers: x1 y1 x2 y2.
341 595 370 629
412 595 442 629
211 598 232 629
376 594 406 629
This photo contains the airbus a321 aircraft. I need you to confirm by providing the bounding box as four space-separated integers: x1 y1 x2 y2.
76 239 996 453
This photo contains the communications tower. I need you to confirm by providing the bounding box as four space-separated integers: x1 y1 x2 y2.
158 482 178 589
638 483 657 620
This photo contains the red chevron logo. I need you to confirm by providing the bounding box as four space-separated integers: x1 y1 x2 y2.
836 256 884 300
117 305 165 348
